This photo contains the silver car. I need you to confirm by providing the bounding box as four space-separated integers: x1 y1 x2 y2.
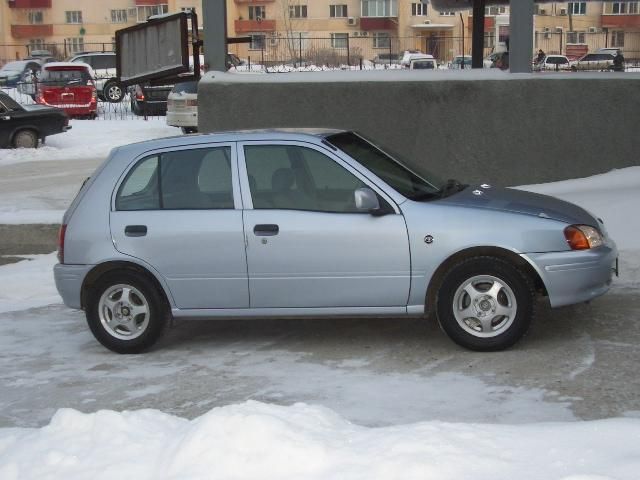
54 130 618 353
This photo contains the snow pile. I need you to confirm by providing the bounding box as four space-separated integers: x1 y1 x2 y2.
0 253 59 313
0 118 177 167
0 401 639 480
517 167 640 290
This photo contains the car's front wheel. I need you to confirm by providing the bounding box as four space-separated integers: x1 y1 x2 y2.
436 256 535 351
86 271 168 354
103 80 124 103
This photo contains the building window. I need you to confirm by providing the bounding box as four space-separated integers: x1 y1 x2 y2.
411 3 426 16
361 0 397 17
484 32 495 48
66 37 85 53
111 9 127 23
372 32 390 48
249 34 265 50
289 5 308 18
28 11 43 24
181 7 195 13
567 31 586 43
137 5 169 22
330 4 348 18
248 6 266 20
29 38 45 50
331 33 348 48
439 11 455 16
605 1 640 14
612 31 625 47
65 11 83 24
485 6 508 15
568 2 586 15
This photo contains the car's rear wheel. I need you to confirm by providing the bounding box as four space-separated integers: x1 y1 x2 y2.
181 127 198 134
86 271 168 354
12 129 38 149
436 256 535 351
103 80 123 103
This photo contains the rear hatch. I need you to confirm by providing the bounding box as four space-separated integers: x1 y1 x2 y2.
39 65 93 106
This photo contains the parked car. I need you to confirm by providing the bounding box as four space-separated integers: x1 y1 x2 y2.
410 58 438 70
401 51 433 68
54 130 618 354
69 52 123 103
533 55 571 72
36 62 97 119
448 55 472 69
0 60 42 87
130 84 172 116
0 91 70 148
166 81 198 134
372 53 402 67
570 52 615 71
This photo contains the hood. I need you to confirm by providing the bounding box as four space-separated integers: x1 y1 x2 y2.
438 185 598 226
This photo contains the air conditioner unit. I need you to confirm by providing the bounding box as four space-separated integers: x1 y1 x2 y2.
539 8 547 15
423 20 431 24
360 31 368 36
555 26 564 33
347 17 357 26
353 31 359 37
256 16 263 23
559 8 567 16
588 27 598 33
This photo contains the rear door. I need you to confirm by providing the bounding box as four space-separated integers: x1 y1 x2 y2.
110 143 249 310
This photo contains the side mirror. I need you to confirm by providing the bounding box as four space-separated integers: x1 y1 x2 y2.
354 188 380 213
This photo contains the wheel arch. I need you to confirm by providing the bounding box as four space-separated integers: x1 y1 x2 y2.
425 246 548 316
81 260 172 310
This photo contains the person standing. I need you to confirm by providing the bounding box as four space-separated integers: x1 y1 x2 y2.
536 49 546 64
613 50 625 72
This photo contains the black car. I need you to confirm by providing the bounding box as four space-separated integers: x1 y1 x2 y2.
0 92 70 148
130 84 172 116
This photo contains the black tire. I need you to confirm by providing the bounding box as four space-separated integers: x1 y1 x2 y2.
12 129 38 148
131 99 144 116
103 80 124 103
86 271 168 354
435 256 535 351
181 127 198 134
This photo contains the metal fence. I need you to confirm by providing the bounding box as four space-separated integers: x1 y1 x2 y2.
0 42 115 65
534 31 640 61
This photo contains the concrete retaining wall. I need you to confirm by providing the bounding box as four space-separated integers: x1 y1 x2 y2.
199 70 640 186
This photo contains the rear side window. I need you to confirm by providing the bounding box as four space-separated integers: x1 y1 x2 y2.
116 147 234 211
92 55 115 70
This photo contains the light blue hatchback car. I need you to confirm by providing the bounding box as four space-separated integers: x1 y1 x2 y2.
54 130 618 353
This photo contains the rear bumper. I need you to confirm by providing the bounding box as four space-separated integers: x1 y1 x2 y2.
523 243 618 308
166 110 198 127
53 263 92 310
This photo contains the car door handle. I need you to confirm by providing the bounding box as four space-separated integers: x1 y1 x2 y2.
253 224 279 236
125 225 147 237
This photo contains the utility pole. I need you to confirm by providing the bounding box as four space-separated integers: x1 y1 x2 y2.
202 0 228 71
471 0 486 68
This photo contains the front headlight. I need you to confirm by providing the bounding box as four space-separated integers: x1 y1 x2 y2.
564 225 604 250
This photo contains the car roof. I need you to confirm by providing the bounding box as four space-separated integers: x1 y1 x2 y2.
71 51 115 56
113 129 348 156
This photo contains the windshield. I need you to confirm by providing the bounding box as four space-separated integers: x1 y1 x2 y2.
1 61 26 73
326 131 447 200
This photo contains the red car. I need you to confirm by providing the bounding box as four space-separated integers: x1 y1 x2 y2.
36 62 97 119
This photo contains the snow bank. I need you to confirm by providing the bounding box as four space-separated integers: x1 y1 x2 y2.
0 253 59 313
517 167 640 290
0 401 639 480
0 118 177 167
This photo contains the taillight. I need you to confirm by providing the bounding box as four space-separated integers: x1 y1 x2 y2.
57 224 67 263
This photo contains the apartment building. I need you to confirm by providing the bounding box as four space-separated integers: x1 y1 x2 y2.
1 1 638 65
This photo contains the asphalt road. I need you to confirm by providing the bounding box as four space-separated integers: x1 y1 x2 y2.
1 290 638 428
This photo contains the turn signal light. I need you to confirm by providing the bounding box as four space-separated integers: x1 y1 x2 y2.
564 225 604 250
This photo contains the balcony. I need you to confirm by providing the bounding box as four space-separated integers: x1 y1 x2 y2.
234 19 276 33
11 24 53 38
234 0 275 3
602 15 640 28
8 0 52 8
360 17 397 31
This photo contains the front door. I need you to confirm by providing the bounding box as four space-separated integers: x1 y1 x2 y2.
110 144 249 310
238 141 411 309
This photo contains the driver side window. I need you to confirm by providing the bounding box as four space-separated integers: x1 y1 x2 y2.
244 145 367 213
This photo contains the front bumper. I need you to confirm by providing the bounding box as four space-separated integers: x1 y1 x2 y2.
523 243 618 308
53 263 93 310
